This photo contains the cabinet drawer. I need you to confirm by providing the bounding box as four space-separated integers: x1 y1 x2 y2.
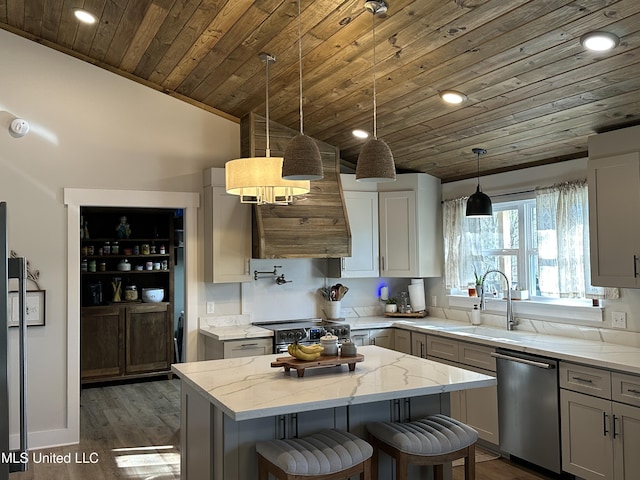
612 372 640 407
426 336 459 362
459 343 496 372
223 338 272 358
560 362 611 399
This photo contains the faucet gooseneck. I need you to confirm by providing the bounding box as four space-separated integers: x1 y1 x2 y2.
480 269 516 330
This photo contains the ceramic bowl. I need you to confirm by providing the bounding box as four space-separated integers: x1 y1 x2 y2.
142 288 164 303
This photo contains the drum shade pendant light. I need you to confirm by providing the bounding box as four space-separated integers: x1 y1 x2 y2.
226 53 309 204
466 148 492 217
355 0 396 183
282 0 323 181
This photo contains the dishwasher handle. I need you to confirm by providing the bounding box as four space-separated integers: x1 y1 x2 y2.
491 351 556 369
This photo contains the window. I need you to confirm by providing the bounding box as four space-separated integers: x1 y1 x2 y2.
443 181 617 302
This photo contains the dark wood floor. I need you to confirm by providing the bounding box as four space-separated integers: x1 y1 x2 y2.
453 457 558 480
13 378 180 480
13 377 557 479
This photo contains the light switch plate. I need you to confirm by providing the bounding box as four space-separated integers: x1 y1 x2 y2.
612 311 627 329
206 301 215 314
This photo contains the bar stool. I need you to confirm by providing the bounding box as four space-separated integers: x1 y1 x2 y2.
367 414 478 480
256 429 372 480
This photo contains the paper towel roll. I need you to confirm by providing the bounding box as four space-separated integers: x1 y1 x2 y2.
408 284 426 312
411 278 424 286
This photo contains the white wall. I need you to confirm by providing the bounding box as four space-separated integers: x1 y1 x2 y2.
428 156 640 336
0 29 239 448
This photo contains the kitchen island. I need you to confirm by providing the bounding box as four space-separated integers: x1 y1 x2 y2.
172 345 496 480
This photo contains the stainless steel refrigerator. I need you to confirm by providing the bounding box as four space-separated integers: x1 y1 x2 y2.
0 202 28 478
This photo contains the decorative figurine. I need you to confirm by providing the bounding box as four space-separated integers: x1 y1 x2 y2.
83 220 90 240
116 216 131 239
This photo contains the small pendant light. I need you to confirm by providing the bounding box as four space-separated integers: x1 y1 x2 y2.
466 148 492 217
282 0 323 181
355 0 396 183
225 53 309 204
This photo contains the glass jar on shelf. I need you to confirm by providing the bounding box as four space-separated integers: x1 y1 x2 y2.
124 285 138 301
397 291 409 313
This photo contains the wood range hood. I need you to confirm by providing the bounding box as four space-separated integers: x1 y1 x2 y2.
242 113 351 259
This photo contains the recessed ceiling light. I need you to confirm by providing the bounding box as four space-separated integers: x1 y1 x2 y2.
580 31 619 51
439 90 467 104
352 129 369 139
74 9 97 24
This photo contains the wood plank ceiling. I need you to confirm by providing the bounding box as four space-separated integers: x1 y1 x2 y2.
1 0 639 182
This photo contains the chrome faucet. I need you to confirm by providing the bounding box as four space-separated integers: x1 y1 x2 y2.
480 269 516 330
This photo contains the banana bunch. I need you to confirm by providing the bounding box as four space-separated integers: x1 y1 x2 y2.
287 343 324 361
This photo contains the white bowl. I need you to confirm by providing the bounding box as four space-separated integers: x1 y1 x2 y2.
142 288 164 303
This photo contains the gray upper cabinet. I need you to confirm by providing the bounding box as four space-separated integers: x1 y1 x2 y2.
588 127 640 288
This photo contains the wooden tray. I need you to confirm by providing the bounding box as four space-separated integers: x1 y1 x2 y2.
384 311 428 318
271 354 364 377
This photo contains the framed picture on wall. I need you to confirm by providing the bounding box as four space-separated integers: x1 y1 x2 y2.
8 290 46 327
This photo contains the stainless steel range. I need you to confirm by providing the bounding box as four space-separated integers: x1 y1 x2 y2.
253 319 351 354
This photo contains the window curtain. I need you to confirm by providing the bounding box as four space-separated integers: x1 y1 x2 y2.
443 197 484 290
535 180 618 299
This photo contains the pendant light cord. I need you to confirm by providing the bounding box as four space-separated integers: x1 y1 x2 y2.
372 11 378 140
297 0 304 135
476 151 480 189
265 55 272 156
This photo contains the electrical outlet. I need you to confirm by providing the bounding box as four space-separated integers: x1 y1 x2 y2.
206 301 215 314
612 311 627 329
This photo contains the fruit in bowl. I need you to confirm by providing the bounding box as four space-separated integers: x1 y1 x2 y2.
141 288 164 303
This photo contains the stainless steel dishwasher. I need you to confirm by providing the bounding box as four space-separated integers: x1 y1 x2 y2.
493 349 561 474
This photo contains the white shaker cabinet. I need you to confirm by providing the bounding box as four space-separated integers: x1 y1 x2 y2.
588 152 640 287
560 362 640 480
426 336 499 446
203 168 252 283
378 173 442 278
328 177 379 277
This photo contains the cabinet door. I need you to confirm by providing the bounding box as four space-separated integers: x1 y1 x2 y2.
411 332 427 358
461 366 499 445
204 186 252 283
370 328 394 350
588 152 640 287
561 389 614 480
81 307 123 381
379 191 417 277
341 191 379 277
394 329 412 354
125 304 172 374
613 402 640 480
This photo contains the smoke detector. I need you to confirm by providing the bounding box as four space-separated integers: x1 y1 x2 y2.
9 119 29 137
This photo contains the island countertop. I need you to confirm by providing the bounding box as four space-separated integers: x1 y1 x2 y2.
171 345 496 421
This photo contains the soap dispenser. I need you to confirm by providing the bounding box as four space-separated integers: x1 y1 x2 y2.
471 304 481 325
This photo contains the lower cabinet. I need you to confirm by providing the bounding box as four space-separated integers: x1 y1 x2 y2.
425 335 499 445
394 329 412 354
411 332 427 358
203 337 273 359
350 328 395 350
81 303 172 383
560 362 640 480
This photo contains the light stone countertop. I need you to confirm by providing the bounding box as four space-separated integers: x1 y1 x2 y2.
197 315 640 375
171 345 496 421
199 323 273 341
349 316 640 375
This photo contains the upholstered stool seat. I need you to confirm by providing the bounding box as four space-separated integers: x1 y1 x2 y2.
256 429 373 479
367 414 478 480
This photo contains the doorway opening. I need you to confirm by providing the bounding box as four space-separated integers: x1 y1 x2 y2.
64 188 199 447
